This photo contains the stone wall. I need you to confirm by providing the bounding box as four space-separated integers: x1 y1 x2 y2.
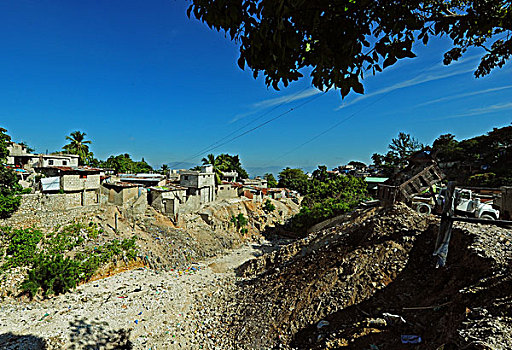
62 175 82 191
83 190 99 206
216 185 238 200
84 174 101 190
15 193 86 212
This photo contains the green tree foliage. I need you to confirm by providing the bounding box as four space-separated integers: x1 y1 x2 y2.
201 153 249 184
372 132 423 176
0 128 22 218
348 161 366 168
2 227 44 268
432 133 464 162
188 1 511 97
230 213 248 234
432 125 512 186
389 132 423 161
103 153 153 174
278 167 309 193
288 168 368 232
263 199 276 213
21 254 81 296
264 173 278 188
160 164 169 174
0 222 139 297
62 131 94 166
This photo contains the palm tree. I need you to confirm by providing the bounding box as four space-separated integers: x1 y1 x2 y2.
160 164 169 175
201 153 223 184
63 131 92 165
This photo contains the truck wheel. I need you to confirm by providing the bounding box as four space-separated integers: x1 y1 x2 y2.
480 214 495 220
416 203 431 215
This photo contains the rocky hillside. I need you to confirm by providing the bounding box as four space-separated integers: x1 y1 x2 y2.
0 197 299 298
200 204 512 349
2 201 510 349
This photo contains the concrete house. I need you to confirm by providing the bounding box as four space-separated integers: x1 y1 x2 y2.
180 165 216 204
33 154 79 168
102 182 142 206
148 185 187 218
6 142 34 169
241 177 268 188
217 182 239 200
7 142 79 170
119 174 166 187
221 171 238 183
37 166 102 206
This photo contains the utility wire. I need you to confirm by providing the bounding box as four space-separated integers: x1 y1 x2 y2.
171 87 324 168
191 86 312 157
263 40 483 168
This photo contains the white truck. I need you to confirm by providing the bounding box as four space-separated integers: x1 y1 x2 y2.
413 188 500 220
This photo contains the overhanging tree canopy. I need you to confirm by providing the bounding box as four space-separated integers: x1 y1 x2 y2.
188 0 511 97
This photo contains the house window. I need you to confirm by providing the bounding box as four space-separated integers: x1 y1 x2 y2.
184 176 189 180
63 161 67 165
49 160 54 165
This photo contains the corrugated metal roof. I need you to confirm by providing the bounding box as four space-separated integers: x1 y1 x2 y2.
365 177 389 183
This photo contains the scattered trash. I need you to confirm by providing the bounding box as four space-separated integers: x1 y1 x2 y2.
367 318 387 328
134 319 139 324
40 313 49 321
401 335 422 344
317 320 330 329
383 312 406 325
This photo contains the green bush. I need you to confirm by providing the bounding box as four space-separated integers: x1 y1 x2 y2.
287 174 368 232
21 254 80 296
2 227 43 268
9 222 140 297
231 214 248 233
46 224 85 255
263 199 276 213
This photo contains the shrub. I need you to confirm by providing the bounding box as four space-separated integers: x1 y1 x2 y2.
230 214 248 233
21 254 80 296
287 175 368 232
263 199 276 213
2 227 43 268
11 222 140 297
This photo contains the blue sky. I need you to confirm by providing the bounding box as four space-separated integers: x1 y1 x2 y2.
1 0 511 176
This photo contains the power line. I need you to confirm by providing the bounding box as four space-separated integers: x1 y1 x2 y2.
190 86 312 157
263 44 480 168
171 87 324 168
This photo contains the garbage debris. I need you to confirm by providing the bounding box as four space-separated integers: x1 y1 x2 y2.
401 334 422 344
316 320 330 329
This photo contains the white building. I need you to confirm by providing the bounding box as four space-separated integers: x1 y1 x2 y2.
179 165 216 203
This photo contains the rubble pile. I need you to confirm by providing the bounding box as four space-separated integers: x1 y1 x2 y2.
1 202 511 349
203 204 512 349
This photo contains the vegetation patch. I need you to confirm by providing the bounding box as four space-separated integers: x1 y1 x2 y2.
278 166 369 233
263 199 275 213
0 222 139 297
1 227 44 269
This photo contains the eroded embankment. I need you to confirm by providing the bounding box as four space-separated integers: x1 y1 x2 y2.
207 204 512 349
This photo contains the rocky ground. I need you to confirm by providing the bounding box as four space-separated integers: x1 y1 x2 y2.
0 240 283 349
208 204 512 349
1 202 511 349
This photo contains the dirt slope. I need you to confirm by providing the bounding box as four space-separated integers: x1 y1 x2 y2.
208 204 512 349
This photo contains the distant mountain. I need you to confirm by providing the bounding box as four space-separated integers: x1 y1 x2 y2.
246 165 318 178
166 161 197 170
166 162 318 178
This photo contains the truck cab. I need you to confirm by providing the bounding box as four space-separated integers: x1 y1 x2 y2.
454 189 499 220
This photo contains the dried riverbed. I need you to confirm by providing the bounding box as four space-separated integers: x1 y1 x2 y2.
0 241 276 349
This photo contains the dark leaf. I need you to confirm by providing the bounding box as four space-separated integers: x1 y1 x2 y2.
383 56 397 68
